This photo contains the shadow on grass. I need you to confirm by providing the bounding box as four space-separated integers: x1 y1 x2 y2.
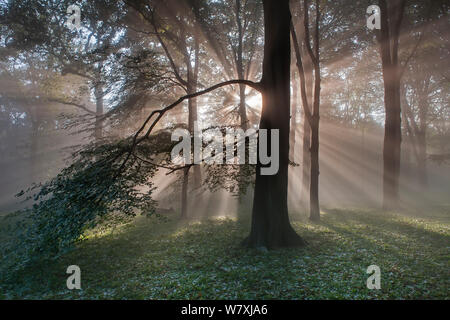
1 208 448 299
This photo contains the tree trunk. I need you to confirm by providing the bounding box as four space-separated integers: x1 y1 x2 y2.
300 20 313 213
416 130 427 187
188 86 201 189
301 109 311 211
289 70 297 162
382 86 402 209
300 0 321 221
243 0 306 249
189 37 202 190
94 81 103 141
309 9 321 222
417 83 429 188
30 116 39 183
181 167 190 219
378 0 405 210
309 117 320 221
180 36 202 218
236 0 249 200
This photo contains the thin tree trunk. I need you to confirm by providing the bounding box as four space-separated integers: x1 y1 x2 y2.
236 0 249 201
417 82 429 188
190 37 202 189
243 0 306 249
302 109 311 210
94 81 103 141
30 116 39 183
181 167 190 219
290 70 297 162
180 35 202 218
293 0 321 221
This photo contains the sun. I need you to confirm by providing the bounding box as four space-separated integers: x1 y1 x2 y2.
246 90 262 109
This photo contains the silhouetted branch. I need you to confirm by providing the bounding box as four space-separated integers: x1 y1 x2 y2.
115 79 262 178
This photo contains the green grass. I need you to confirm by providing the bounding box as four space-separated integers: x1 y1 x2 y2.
0 207 449 299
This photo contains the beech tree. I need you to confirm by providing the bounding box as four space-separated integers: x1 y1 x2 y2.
243 0 306 247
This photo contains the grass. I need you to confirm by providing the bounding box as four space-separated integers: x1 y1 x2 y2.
0 207 449 299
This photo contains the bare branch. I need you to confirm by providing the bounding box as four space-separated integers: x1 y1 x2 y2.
47 98 96 115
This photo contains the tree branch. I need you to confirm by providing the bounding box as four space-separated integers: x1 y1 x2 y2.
114 79 262 177
47 98 96 115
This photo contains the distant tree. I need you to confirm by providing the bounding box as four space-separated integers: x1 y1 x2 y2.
376 0 406 209
291 0 322 221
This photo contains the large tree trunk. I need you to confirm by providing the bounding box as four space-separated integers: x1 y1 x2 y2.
378 0 405 210
243 0 306 249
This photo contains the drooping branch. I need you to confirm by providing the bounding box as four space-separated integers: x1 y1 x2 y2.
47 97 96 115
399 36 421 78
125 1 188 88
115 79 262 177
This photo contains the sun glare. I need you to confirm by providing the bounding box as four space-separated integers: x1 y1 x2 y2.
246 92 262 109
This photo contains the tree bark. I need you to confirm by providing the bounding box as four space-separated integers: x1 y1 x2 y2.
94 81 103 141
94 63 104 142
301 109 311 210
181 35 202 218
243 0 306 249
302 53 312 212
236 0 249 201
378 0 405 210
181 167 189 219
290 70 298 162
291 0 321 220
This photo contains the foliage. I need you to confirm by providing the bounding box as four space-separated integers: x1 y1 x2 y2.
0 131 177 275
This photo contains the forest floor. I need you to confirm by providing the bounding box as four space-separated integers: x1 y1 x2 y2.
0 207 449 299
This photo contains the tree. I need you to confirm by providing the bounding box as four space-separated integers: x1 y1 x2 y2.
377 0 406 209
242 0 306 248
400 0 449 188
291 0 322 221
123 0 209 218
